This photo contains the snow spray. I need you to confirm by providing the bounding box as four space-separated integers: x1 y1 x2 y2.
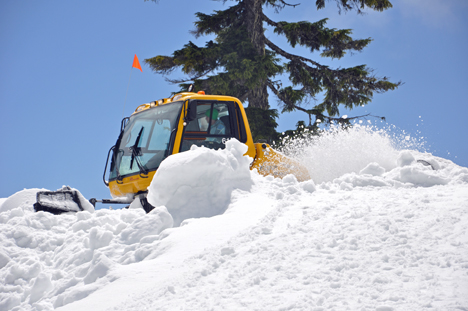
276 123 428 184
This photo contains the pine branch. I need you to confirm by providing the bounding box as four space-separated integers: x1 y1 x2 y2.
191 3 244 38
267 79 299 110
316 0 393 14
273 0 301 8
264 0 301 13
145 41 221 78
264 36 328 71
265 37 400 99
263 13 372 58
268 77 387 125
270 79 384 125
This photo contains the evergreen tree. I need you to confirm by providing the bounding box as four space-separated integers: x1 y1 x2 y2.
145 0 400 138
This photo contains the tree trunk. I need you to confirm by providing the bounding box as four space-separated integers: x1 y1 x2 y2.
247 84 269 109
244 0 264 55
244 0 269 109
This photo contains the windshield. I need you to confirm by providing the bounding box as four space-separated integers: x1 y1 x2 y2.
109 102 182 180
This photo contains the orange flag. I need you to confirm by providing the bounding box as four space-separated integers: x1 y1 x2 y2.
132 54 143 72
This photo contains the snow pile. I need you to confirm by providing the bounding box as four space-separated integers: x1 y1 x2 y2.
61 153 468 311
0 127 467 311
326 150 468 190
0 199 172 310
116 182 468 311
147 139 253 226
0 189 44 213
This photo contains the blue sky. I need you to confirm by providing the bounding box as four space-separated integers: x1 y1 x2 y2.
1 0 467 201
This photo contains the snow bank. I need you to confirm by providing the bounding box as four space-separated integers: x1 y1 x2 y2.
147 139 254 226
119 182 468 311
0 193 172 310
0 139 255 310
1 128 467 310
63 151 468 311
0 189 44 213
323 150 468 191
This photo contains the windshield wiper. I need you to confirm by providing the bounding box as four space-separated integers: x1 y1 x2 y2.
130 127 149 176
130 127 143 170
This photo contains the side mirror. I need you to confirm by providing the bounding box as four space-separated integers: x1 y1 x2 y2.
185 100 197 122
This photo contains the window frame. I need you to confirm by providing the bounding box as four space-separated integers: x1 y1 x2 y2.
180 100 241 151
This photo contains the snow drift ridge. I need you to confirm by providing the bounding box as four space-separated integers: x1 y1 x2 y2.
1 128 467 310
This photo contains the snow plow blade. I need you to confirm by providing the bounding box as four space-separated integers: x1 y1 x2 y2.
34 186 85 215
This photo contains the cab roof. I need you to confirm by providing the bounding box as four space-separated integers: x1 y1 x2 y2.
132 92 240 115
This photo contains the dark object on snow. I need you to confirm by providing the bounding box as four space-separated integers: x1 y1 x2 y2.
34 186 84 215
140 197 155 214
417 159 435 170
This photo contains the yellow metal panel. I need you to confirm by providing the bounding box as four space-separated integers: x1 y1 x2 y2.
109 171 156 198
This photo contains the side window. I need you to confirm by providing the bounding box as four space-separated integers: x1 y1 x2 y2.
180 102 233 151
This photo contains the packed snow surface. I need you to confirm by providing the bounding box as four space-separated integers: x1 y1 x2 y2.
1 126 467 311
